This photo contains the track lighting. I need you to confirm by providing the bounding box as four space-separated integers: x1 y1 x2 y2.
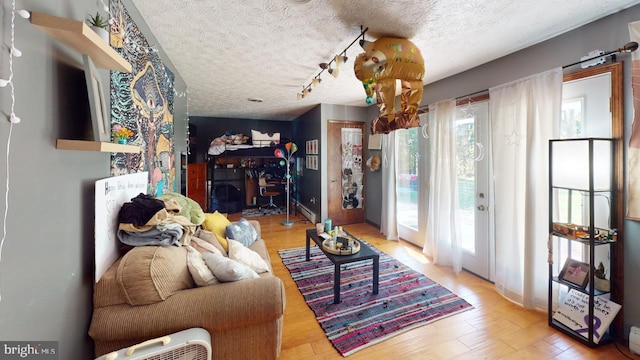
334 54 348 67
296 26 368 99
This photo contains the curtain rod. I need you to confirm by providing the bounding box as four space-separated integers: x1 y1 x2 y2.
562 42 638 69
416 42 638 110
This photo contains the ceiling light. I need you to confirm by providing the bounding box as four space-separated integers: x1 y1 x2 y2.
328 67 339 78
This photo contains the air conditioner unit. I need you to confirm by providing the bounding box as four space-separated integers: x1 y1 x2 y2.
96 328 211 360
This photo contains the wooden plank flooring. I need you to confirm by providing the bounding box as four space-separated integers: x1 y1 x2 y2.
230 213 638 360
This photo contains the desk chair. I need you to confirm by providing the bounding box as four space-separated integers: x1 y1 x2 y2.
258 177 281 209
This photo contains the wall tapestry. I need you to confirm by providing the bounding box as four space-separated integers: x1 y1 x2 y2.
109 0 176 196
341 128 363 209
628 21 640 220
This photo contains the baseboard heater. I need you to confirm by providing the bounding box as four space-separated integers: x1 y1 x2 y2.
297 204 317 224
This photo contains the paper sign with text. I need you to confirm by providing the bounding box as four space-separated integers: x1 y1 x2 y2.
552 289 621 343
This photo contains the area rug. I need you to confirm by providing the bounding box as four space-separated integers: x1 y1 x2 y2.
241 206 284 218
279 244 473 357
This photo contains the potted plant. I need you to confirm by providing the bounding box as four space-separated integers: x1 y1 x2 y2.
87 12 109 43
113 124 133 144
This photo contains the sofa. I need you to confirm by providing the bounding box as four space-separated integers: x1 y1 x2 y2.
88 220 285 360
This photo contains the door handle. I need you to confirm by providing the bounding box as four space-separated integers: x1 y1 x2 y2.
477 205 486 211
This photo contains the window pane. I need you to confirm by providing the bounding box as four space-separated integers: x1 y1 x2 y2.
455 117 476 253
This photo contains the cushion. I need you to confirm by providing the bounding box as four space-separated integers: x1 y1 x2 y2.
194 229 228 256
225 218 258 247
117 246 193 306
202 211 231 250
190 236 223 256
185 245 219 286
202 252 259 282
251 129 280 147
227 239 270 273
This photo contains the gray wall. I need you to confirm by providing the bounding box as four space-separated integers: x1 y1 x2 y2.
0 1 187 358
366 4 640 335
293 105 322 217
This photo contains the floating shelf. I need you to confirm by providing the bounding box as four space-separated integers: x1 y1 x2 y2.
56 139 140 153
30 11 132 72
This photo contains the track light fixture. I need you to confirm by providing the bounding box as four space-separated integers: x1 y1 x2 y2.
296 26 368 100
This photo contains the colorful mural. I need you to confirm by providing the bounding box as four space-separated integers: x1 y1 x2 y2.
109 0 176 196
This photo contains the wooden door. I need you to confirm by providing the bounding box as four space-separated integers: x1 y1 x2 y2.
328 120 365 225
187 162 207 210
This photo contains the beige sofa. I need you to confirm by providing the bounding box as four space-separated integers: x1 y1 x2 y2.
88 220 285 360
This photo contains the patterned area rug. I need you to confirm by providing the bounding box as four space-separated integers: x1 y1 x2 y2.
241 206 284 217
279 244 473 357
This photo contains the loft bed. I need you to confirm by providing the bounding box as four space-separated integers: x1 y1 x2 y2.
206 130 289 213
207 130 289 157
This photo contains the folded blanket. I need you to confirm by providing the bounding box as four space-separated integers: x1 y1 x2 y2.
117 225 184 247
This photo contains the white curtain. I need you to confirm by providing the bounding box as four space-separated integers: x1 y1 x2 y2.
489 68 562 308
424 99 462 273
380 132 398 240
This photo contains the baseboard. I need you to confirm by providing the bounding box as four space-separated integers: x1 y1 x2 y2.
297 204 317 224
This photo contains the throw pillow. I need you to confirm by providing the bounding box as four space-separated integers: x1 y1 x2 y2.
225 218 258 247
185 245 219 286
202 252 259 282
117 246 193 306
194 229 228 256
190 236 223 256
227 239 270 273
201 211 231 250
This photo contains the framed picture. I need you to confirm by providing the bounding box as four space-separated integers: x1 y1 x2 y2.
559 258 590 289
83 54 110 142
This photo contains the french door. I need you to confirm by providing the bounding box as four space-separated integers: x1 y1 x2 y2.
456 101 492 280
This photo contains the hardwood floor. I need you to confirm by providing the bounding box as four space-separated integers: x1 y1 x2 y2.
231 213 638 360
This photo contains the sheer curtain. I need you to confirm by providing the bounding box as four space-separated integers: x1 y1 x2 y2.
489 68 562 308
424 99 462 273
380 132 398 240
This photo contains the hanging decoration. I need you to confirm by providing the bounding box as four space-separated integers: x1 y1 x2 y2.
274 142 297 226
354 37 425 135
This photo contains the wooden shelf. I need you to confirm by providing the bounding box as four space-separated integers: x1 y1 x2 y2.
30 11 132 72
56 139 140 153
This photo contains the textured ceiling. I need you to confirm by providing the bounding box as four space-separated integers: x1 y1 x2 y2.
130 0 640 121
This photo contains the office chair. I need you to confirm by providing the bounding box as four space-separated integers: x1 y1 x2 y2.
258 177 281 209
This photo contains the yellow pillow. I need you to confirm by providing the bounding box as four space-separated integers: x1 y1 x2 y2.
202 211 231 250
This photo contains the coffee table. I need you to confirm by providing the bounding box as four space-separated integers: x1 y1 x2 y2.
305 228 379 304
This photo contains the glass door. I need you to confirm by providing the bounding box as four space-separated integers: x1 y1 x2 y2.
395 127 422 245
456 101 492 280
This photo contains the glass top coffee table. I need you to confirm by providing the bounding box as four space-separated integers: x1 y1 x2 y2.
305 228 379 304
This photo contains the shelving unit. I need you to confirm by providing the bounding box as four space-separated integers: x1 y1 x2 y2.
548 138 619 347
31 11 138 153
